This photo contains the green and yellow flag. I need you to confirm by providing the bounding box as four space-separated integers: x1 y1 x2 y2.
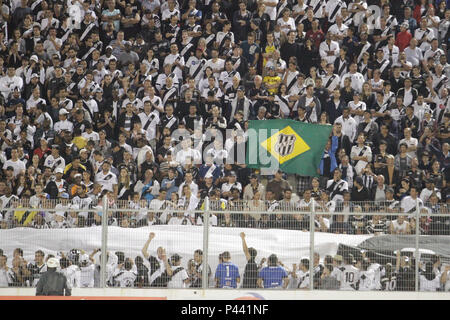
245 120 332 177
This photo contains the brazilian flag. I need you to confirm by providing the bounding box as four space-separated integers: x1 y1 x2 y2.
245 120 333 177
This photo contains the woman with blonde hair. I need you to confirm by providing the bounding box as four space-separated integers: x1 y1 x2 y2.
117 167 133 201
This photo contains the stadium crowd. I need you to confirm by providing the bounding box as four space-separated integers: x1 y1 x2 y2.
1 232 450 291
0 0 449 236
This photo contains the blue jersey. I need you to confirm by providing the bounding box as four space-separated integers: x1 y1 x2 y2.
215 262 240 288
258 266 288 288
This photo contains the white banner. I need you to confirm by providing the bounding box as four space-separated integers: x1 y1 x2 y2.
0 225 372 272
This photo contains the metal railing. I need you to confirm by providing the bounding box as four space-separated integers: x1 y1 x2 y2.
1 197 449 291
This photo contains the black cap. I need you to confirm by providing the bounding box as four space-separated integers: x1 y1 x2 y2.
250 173 258 179
171 254 181 262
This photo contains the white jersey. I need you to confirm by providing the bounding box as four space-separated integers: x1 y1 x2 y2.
54 119 74 133
61 265 81 288
0 267 11 287
348 101 366 125
368 263 382 290
185 56 206 84
204 58 225 79
340 264 359 291
350 144 372 175
325 0 346 23
419 275 440 291
79 264 95 288
2 159 26 178
82 131 100 142
43 155 66 171
113 269 137 288
295 270 310 289
330 266 343 283
391 219 410 233
95 170 118 193
138 111 160 141
358 270 377 291
334 115 358 142
414 28 434 52
319 40 340 64
167 266 189 288
340 72 365 93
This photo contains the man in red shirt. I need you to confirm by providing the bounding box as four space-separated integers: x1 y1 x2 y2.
395 22 412 52
305 19 325 50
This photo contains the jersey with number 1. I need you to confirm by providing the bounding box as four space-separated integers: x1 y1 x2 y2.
340 264 360 290
215 262 240 288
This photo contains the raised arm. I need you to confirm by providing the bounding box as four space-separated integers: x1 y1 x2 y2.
141 232 155 260
162 253 173 276
89 248 100 264
240 232 251 261
440 266 450 286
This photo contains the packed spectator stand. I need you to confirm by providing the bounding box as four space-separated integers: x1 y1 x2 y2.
0 0 449 291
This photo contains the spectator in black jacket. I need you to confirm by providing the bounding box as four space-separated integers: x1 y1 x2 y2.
280 30 302 66
351 176 370 202
325 88 346 124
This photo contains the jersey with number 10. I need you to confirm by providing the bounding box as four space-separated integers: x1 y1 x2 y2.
215 262 240 288
340 264 360 290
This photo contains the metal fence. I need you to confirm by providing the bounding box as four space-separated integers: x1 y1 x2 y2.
0 198 449 292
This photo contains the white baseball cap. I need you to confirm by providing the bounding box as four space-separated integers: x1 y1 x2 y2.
47 257 60 268
59 108 69 115
55 168 64 174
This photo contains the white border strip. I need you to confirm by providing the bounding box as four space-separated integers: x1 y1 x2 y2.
1 288 450 300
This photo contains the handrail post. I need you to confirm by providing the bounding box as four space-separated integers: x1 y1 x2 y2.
202 197 210 289
100 196 109 288
309 199 315 291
